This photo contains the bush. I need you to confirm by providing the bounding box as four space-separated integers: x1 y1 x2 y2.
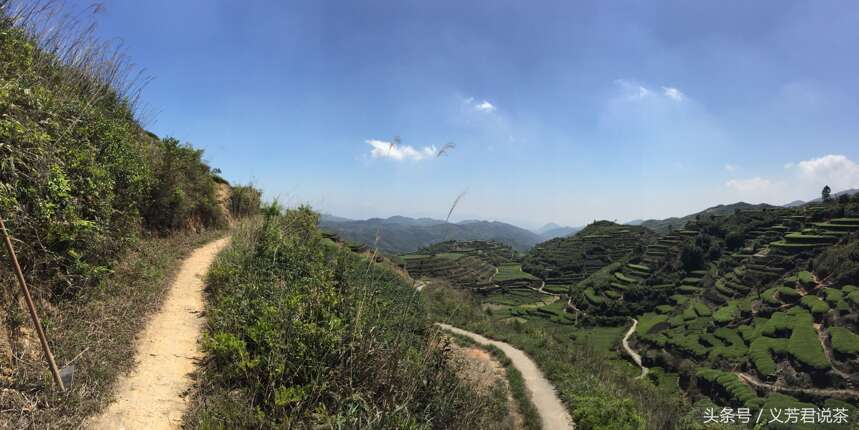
0 19 225 296
830 327 859 355
142 137 226 232
572 395 645 430
189 207 500 428
788 319 830 370
228 185 262 218
749 337 787 376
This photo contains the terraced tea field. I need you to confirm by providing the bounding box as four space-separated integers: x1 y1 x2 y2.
408 203 859 423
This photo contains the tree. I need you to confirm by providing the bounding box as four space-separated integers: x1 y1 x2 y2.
852 192 859 204
680 243 705 271
822 185 833 203
838 193 850 204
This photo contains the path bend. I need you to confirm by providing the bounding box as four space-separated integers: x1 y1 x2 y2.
437 323 574 430
621 319 648 380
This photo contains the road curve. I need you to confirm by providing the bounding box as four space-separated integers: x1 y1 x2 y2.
622 319 648 380
437 323 574 430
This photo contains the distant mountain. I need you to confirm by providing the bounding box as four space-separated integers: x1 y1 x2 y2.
319 213 353 223
625 219 644 226
319 216 543 254
539 226 581 241
783 188 859 207
535 222 563 234
533 222 581 241
639 202 777 234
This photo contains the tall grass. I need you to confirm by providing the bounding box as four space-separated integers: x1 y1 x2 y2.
185 206 505 429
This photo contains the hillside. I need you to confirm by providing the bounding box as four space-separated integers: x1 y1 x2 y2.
522 221 657 291
785 188 859 207
0 8 261 427
320 216 542 254
566 198 859 418
537 225 582 241
639 202 778 234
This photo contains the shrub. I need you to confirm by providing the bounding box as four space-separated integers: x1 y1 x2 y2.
572 395 645 430
788 320 830 370
830 327 859 355
142 137 226 232
0 18 225 297
749 337 787 376
228 185 262 218
713 303 738 323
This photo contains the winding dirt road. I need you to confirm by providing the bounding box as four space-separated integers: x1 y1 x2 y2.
736 372 859 401
437 323 574 430
622 319 648 380
87 237 230 430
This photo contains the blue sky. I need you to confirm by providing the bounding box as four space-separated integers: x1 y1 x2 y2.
73 0 859 228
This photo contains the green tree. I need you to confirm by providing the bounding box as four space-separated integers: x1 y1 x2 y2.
822 185 832 202
838 193 849 204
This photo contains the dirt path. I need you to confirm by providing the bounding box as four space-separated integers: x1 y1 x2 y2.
622 319 648 380
448 341 525 429
737 372 859 401
87 237 230 430
437 323 574 430
813 323 852 380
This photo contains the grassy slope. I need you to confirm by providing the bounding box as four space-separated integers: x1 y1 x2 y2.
185 209 505 429
1 229 225 428
422 282 692 429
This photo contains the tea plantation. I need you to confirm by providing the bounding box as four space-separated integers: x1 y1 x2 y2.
410 199 859 427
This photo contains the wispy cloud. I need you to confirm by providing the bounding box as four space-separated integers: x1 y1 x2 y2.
725 177 772 192
613 79 686 103
367 139 436 161
721 154 859 204
464 96 497 112
724 163 738 172
662 86 685 102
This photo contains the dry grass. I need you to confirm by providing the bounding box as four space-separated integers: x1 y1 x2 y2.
0 229 225 428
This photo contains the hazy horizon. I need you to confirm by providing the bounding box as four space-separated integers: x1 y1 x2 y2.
78 1 859 227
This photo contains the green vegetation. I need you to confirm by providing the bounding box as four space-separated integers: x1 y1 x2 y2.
523 221 655 290
495 263 538 282
695 368 762 409
188 209 501 428
0 8 260 427
422 282 687 428
829 326 859 355
443 333 540 430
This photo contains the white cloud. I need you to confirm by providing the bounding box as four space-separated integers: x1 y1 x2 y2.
719 154 859 205
724 163 738 172
613 80 685 102
791 154 859 190
662 86 685 101
463 97 497 112
367 139 436 161
475 100 496 112
725 177 772 192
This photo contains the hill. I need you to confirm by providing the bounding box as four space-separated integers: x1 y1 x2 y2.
539 225 582 241
319 216 542 254
522 221 657 290
639 202 777 234
784 188 859 207
565 200 859 415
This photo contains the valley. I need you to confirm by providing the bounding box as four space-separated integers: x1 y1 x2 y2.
373 198 859 428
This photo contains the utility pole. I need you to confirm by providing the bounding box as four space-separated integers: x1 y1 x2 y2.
0 218 65 391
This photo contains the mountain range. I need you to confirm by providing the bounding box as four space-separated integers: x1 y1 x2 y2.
633 202 777 234
318 214 583 254
319 215 545 254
